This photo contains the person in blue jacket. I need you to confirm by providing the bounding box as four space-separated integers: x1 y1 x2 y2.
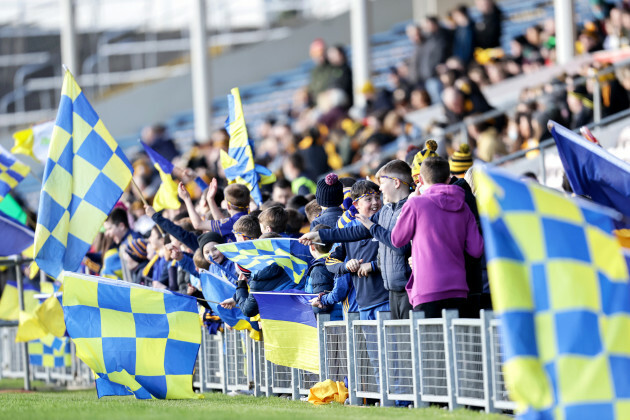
311 180 390 320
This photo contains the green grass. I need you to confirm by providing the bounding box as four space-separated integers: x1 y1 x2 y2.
0 382 511 420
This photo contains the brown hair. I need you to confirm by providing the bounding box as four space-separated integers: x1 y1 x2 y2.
193 247 210 271
225 183 250 209
258 206 288 233
304 200 322 223
376 159 414 187
420 156 451 184
232 215 261 239
311 224 332 254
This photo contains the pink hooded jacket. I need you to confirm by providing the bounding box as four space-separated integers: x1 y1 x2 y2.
391 184 484 306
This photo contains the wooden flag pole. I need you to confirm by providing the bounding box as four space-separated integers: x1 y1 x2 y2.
130 177 165 237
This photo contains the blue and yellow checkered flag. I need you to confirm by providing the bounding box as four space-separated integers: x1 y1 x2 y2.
29 336 71 368
62 271 202 399
219 88 275 205
476 167 630 420
0 145 29 202
216 238 311 284
33 70 133 278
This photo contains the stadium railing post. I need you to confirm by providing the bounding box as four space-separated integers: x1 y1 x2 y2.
198 328 208 393
481 310 496 413
220 331 228 394
264 348 273 397
410 310 427 408
377 311 393 407
291 368 300 400
345 312 360 406
317 313 330 381
252 337 262 397
443 309 460 410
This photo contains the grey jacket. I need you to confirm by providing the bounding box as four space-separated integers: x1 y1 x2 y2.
318 197 412 292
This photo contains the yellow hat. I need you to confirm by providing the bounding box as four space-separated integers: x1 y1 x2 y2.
411 139 438 182
449 143 473 177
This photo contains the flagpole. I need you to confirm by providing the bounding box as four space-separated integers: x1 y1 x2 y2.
130 177 165 237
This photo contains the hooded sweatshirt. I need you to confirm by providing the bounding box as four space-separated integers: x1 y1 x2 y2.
391 184 483 307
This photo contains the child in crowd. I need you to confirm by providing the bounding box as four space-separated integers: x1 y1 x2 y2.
305 200 322 225
258 206 288 235
301 160 415 319
311 173 344 229
312 180 390 320
304 225 342 320
391 157 484 318
123 238 149 284
179 181 250 242
145 225 170 288
101 207 141 279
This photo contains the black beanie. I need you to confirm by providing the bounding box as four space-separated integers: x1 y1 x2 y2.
316 173 344 207
197 232 224 250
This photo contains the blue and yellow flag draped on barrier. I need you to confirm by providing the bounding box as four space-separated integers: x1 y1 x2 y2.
476 167 630 420
216 238 311 284
220 88 275 205
33 71 133 279
0 145 30 203
29 336 71 368
0 280 39 320
62 272 202 399
253 290 319 373
199 270 260 340
550 121 630 223
140 140 180 212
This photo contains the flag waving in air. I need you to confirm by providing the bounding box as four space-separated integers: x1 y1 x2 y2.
476 166 630 420
220 88 275 205
12 120 54 163
62 271 202 399
0 145 30 203
33 70 133 278
140 140 180 212
550 121 630 223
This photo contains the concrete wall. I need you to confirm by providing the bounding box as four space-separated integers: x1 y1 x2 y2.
94 0 413 139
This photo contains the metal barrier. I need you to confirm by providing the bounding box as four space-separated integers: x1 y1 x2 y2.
0 310 515 413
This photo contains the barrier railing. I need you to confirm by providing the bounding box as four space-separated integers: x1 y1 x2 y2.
0 309 516 413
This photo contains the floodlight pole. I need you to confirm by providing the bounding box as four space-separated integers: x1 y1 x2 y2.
60 0 79 77
555 0 576 65
350 0 371 110
190 0 212 143
14 255 31 391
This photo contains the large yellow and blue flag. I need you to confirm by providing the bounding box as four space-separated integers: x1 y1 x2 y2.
62 271 202 399
550 121 630 223
216 238 312 284
220 88 275 205
140 140 180 212
199 270 260 340
33 70 133 279
0 280 39 320
476 167 630 420
29 336 71 368
252 290 319 373
0 145 30 203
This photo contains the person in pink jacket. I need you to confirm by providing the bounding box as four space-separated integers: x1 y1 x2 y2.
391 157 484 318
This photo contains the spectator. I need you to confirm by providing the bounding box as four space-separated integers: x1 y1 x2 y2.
141 123 179 161
311 173 344 229
391 157 484 318
282 153 317 196
451 5 476 65
271 179 293 206
474 0 503 49
304 224 341 319
327 45 353 108
307 38 334 105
